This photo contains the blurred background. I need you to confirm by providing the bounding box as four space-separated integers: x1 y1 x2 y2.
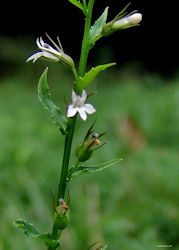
0 0 179 249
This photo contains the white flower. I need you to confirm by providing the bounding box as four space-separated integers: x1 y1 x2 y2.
26 34 75 69
26 37 61 63
67 90 96 121
113 13 142 29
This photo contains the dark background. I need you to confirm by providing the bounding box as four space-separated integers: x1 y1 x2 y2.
0 0 178 76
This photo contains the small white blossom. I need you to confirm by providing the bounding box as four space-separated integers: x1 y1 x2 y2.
113 13 142 29
26 37 61 63
67 90 96 121
26 34 75 69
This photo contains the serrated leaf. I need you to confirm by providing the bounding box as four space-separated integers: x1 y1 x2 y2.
14 220 39 238
89 7 108 45
68 159 122 178
68 0 85 13
38 67 67 135
14 220 61 247
76 63 116 92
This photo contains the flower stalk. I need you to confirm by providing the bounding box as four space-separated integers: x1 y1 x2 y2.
78 0 95 79
58 0 96 201
15 0 141 249
49 1 97 246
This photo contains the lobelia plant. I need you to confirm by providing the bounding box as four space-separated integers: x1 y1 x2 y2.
14 0 142 249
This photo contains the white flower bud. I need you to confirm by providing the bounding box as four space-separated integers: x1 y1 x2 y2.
113 13 142 29
126 13 142 25
102 12 142 36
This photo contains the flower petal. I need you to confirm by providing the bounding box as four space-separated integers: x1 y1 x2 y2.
41 51 59 61
77 107 87 121
26 52 43 63
36 37 42 49
84 104 96 114
67 105 77 118
81 89 87 104
72 89 77 103
36 37 61 56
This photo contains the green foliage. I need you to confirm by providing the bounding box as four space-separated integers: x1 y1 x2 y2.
88 7 109 47
14 220 61 248
14 220 39 238
68 159 122 178
1 63 179 249
68 0 86 14
76 63 116 92
38 233 60 248
38 67 67 135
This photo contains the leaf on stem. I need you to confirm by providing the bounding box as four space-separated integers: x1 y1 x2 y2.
14 220 39 238
39 233 61 248
38 67 67 135
88 7 109 47
14 220 61 248
76 63 116 92
68 0 86 14
68 158 122 179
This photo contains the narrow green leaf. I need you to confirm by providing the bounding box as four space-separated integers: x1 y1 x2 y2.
89 7 109 45
38 68 67 135
68 159 122 178
68 0 85 13
14 220 61 247
76 63 116 92
14 220 39 238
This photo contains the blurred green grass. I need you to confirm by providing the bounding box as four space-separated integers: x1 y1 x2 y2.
0 36 179 249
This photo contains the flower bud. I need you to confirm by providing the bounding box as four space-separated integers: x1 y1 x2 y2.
113 13 142 29
102 12 142 36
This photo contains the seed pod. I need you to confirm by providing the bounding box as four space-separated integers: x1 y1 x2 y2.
54 199 70 230
54 211 69 230
76 143 93 162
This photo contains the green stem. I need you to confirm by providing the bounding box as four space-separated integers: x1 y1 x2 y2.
58 0 95 200
78 0 95 78
72 66 79 83
49 1 95 248
58 116 76 200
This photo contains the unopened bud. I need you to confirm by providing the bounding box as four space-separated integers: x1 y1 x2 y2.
102 12 142 36
127 13 142 25
113 13 142 29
